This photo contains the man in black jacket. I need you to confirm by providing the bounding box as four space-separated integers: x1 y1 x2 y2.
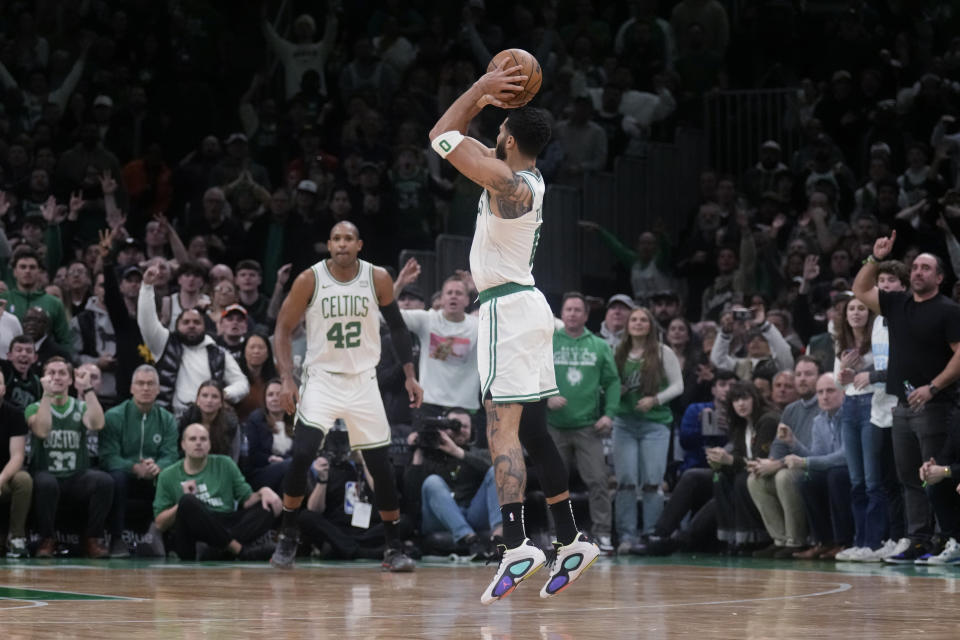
404 409 500 559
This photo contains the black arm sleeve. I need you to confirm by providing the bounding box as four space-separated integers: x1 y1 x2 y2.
380 300 414 366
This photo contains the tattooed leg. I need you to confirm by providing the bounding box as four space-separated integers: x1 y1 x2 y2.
486 399 526 505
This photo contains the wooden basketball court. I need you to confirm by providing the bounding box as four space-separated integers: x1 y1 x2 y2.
1 555 958 638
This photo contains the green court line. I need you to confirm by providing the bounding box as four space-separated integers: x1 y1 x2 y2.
0 585 139 601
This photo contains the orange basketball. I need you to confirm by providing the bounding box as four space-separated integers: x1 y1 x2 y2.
486 48 542 108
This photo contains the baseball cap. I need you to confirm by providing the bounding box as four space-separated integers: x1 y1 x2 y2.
648 290 679 302
606 294 637 310
359 161 379 174
761 140 781 152
297 179 318 194
398 285 424 301
225 132 248 145
119 237 144 252
121 264 143 279
93 95 114 108
221 304 248 319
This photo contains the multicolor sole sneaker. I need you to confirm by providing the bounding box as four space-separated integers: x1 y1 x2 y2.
540 532 601 598
480 539 546 605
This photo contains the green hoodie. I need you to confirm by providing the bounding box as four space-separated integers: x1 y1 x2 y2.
100 399 179 473
1 287 73 351
549 328 621 429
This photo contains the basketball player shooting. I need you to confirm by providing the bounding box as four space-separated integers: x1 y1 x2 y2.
429 58 600 604
269 220 423 572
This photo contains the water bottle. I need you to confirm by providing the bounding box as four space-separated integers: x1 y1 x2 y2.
904 380 916 396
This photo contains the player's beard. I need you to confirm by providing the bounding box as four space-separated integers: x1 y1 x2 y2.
495 138 506 161
177 330 205 347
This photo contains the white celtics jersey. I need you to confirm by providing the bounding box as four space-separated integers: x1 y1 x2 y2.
469 168 545 292
302 259 381 375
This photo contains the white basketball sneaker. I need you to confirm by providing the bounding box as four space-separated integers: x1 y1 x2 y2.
480 539 547 605
540 532 601 598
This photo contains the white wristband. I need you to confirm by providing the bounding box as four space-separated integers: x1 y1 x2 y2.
431 130 465 158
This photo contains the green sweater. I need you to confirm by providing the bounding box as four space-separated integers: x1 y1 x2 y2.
549 328 621 429
1 286 73 351
154 455 252 517
100 399 179 473
616 357 672 425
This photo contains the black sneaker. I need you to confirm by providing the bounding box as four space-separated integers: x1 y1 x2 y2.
752 542 781 559
466 536 489 562
270 532 299 569
239 540 277 561
382 547 416 572
885 542 928 564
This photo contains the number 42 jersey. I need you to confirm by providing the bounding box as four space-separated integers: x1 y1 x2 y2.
303 259 382 376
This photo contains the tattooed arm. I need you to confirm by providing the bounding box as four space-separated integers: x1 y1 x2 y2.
442 143 535 220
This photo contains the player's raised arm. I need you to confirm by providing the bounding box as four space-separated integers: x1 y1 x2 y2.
275 268 315 414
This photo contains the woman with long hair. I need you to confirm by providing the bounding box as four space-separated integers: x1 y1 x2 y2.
178 381 242 463
235 333 278 421
709 381 780 553
613 307 684 553
242 379 294 493
831 296 884 561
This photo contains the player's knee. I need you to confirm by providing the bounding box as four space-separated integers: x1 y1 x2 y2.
290 423 325 463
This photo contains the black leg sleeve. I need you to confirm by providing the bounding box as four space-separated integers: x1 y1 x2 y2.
361 446 400 513
518 399 569 498
282 422 327 498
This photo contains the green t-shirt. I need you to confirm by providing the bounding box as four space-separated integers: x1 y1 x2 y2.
616 356 672 425
26 397 90 477
153 454 253 517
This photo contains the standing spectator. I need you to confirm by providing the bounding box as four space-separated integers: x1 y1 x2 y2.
578 221 675 303
853 233 960 563
153 423 280 561
71 272 119 406
160 261 210 331
613 306 684 552
138 264 248 416
0 297 23 357
548 292 621 553
216 304 249 362
100 365 179 558
671 0 729 57
555 96 608 186
100 234 148 402
599 294 635 349
748 356 821 558
28 358 112 558
0 368 32 558
242 379 293 494
711 306 794 380
1 249 73 350
235 260 270 328
262 6 340 100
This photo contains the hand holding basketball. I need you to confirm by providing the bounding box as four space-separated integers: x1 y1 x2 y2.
475 59 527 109
482 49 542 109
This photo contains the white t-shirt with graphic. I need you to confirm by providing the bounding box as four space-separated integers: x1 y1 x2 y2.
400 309 480 409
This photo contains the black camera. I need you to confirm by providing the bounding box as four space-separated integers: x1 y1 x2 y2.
321 429 351 464
415 417 460 449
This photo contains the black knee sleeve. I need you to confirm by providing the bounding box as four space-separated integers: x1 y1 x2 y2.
282 422 326 498
361 446 399 513
518 399 569 498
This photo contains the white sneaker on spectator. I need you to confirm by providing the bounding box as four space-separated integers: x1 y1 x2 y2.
878 538 911 560
923 538 960 565
848 546 883 563
597 535 614 554
834 547 862 562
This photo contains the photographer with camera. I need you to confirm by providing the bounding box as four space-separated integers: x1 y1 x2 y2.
711 303 794 381
297 429 390 560
404 409 500 560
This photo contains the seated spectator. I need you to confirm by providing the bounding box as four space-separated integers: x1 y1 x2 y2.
179 381 242 463
0 297 23 357
206 279 238 330
770 370 799 410
0 367 32 558
0 335 42 410
71 271 119 406
677 370 737 473
100 365 179 558
242 379 293 493
916 425 960 564
235 333 278 422
1 249 73 350
152 423 280 561
781 373 853 560
216 304 249 362
748 356 821 558
23 306 71 363
710 381 779 554
138 264 248 416
404 409 499 560
28 357 112 558
711 307 794 380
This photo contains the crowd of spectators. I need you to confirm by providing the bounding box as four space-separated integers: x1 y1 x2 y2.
2 0 960 566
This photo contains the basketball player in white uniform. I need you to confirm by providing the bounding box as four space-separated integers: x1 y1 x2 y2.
429 61 599 604
269 221 423 572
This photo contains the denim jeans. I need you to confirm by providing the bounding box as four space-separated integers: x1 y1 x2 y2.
420 468 501 541
613 416 671 541
840 393 888 549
